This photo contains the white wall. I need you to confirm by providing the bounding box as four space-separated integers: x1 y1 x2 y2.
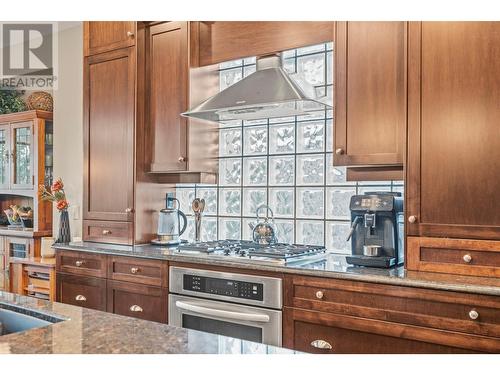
52 22 83 239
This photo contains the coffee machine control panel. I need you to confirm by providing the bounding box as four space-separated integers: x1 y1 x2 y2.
350 195 394 212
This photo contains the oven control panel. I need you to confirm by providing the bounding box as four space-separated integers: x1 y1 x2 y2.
183 274 264 301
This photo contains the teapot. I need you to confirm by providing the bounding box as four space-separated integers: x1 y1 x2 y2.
248 205 277 245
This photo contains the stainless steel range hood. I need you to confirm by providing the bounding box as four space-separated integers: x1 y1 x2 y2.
181 54 332 123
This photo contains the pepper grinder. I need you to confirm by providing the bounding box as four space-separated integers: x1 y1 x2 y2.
192 198 205 242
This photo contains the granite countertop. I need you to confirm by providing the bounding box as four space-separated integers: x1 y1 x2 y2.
0 291 294 354
53 242 500 297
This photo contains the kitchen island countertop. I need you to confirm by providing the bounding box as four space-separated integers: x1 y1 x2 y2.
53 242 500 297
0 291 295 354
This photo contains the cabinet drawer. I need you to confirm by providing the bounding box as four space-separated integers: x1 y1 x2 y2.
285 275 500 339
407 236 500 277
283 308 489 353
107 280 167 323
56 250 107 278
56 273 106 311
83 220 133 245
108 256 167 287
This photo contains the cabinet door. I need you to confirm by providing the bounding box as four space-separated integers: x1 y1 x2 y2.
10 121 33 189
84 21 136 56
0 124 10 189
107 280 167 323
56 273 107 311
83 48 135 222
146 22 188 172
283 308 489 354
334 22 406 167
407 22 500 240
5 237 33 259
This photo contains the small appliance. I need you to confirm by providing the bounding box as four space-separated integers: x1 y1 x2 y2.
345 192 404 268
152 193 187 246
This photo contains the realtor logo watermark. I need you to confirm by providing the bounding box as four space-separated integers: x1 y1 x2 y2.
1 22 58 90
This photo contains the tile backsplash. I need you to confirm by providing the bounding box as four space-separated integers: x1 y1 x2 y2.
176 42 404 253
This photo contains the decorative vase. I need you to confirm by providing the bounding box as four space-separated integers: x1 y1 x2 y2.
56 209 71 244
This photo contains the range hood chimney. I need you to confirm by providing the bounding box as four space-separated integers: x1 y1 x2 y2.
181 53 332 123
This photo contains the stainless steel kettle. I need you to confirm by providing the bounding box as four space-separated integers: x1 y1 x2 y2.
248 205 277 245
152 193 187 246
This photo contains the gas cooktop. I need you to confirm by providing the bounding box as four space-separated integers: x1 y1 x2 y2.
174 240 327 265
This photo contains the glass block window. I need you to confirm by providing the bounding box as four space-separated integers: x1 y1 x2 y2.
176 42 404 253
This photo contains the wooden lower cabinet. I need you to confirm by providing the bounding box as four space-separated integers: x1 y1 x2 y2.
56 273 107 311
107 280 167 323
407 236 500 277
283 308 484 354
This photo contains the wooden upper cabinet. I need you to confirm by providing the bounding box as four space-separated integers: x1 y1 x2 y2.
83 48 135 222
407 22 500 240
334 22 407 167
84 22 136 56
145 22 189 172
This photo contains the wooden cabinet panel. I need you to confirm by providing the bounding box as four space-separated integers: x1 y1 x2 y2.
83 47 135 222
84 22 136 56
83 220 133 245
56 250 107 278
108 256 167 287
285 274 500 339
196 21 335 66
407 236 500 277
107 280 167 323
56 273 107 311
145 22 188 172
283 308 488 353
334 21 406 167
407 22 500 240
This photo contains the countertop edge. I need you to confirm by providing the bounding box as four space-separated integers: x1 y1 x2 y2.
52 243 500 297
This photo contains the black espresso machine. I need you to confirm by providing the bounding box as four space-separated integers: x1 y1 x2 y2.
346 192 404 268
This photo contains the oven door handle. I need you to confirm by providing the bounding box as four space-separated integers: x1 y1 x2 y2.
175 300 271 323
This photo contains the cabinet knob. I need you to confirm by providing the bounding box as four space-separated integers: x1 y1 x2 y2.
75 294 87 301
127 31 135 38
468 309 479 320
335 148 344 155
125 207 134 213
178 156 186 162
463 254 472 263
75 260 83 267
408 215 417 224
310 339 333 350
130 305 143 312
315 290 324 300
130 267 140 274
102 230 112 235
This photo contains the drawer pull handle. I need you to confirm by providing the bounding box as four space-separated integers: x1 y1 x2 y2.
75 260 83 267
469 309 479 320
315 290 324 299
125 207 134 213
130 267 140 274
463 254 472 263
310 339 333 350
130 305 143 312
102 230 112 235
408 215 417 223
75 295 87 301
